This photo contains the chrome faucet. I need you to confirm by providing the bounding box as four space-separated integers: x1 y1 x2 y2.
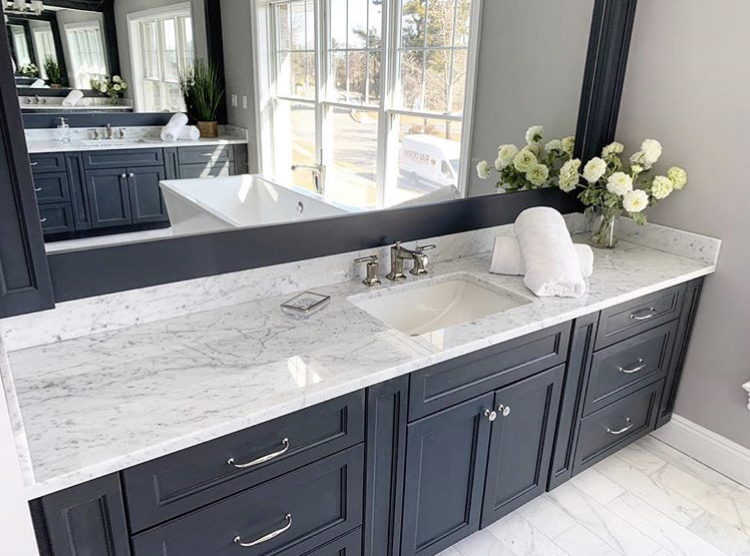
105 123 114 139
386 242 436 281
291 163 326 194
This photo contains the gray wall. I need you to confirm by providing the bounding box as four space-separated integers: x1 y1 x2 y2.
113 0 208 99
617 1 750 448
220 0 258 171
467 0 594 197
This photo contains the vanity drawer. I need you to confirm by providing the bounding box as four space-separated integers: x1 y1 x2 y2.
178 144 234 164
583 321 678 416
82 148 164 169
301 529 362 556
29 152 66 173
131 446 364 556
33 172 70 204
574 380 662 473
408 323 570 421
179 160 234 179
39 203 74 235
595 285 685 349
123 391 365 532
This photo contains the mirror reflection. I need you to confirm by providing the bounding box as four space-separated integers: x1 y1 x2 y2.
5 0 593 251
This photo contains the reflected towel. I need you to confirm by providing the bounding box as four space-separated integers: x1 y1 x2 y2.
160 113 189 142
179 125 201 141
490 235 593 277
62 89 84 107
29 79 47 88
515 207 586 298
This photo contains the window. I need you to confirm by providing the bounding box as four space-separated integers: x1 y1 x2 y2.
128 4 194 112
32 24 57 79
258 0 478 209
64 22 108 88
9 25 31 68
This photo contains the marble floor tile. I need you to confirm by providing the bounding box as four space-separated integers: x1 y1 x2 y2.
569 467 626 504
554 525 623 556
689 512 750 556
486 513 572 556
452 529 516 556
517 495 577 539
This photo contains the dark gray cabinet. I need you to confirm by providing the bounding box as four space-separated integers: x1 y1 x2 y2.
481 365 564 527
128 167 169 223
401 394 494 556
85 169 132 228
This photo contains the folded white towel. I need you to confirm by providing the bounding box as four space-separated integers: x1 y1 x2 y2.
29 79 47 88
490 235 594 277
160 113 189 142
62 89 84 107
179 125 201 141
515 207 586 298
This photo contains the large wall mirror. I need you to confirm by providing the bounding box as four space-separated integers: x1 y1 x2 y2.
0 0 635 310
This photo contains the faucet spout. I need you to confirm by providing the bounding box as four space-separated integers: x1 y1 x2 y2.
386 242 436 281
291 163 326 194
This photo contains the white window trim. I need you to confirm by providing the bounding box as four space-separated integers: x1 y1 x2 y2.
252 0 484 206
63 20 108 88
127 2 193 112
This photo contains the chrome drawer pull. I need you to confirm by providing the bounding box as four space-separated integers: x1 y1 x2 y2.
39 218 47 223
227 438 289 469
618 359 646 374
234 514 292 547
29 161 39 166
630 307 656 321
606 418 633 435
34 187 42 192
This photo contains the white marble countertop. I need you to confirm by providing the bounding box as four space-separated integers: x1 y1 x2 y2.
26 135 247 154
5 235 717 499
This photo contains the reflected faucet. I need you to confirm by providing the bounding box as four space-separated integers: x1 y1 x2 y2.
291 163 326 195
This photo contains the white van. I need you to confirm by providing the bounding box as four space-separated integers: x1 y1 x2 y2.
399 134 461 190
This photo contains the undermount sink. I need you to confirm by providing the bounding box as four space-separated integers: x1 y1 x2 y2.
80 138 156 146
350 273 531 336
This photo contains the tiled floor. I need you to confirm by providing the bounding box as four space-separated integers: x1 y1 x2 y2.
439 435 750 556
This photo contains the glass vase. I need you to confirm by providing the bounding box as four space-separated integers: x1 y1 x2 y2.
590 210 620 249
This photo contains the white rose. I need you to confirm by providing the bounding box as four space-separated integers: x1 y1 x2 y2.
602 141 624 157
582 157 607 183
544 139 562 154
496 144 518 169
641 139 663 165
513 149 537 173
476 160 491 179
558 159 581 192
100 85 108 94
561 135 575 156
112 75 122 83
526 164 549 187
606 171 633 196
121 82 128 90
668 166 688 190
113 84 122 91
650 175 673 200
623 189 649 213
525 125 544 144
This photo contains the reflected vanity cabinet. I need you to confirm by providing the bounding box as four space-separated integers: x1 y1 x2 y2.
30 144 245 240
28 280 703 556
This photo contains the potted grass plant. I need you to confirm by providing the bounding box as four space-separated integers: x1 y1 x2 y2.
179 59 224 138
44 57 63 88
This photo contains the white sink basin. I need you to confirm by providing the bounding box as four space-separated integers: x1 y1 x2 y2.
350 273 530 336
80 138 155 147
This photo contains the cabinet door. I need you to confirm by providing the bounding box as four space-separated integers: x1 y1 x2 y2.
127 167 169 224
401 394 494 556
481 366 564 528
85 168 132 228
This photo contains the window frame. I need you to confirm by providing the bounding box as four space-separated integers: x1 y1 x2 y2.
254 0 484 207
63 21 108 89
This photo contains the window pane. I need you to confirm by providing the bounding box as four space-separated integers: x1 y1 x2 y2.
277 4 291 50
393 116 463 205
399 51 423 110
275 101 318 191
348 0 367 49
328 108 379 208
426 0 456 47
367 52 381 105
423 49 450 112
330 0 348 49
454 0 472 46
347 51 366 103
291 1 307 50
368 0 382 48
449 48 467 114
162 19 180 81
401 0 426 47
331 50 347 100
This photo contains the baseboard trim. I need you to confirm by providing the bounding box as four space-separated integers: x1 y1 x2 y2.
652 415 750 489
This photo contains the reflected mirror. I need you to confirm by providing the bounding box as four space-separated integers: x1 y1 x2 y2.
5 0 594 252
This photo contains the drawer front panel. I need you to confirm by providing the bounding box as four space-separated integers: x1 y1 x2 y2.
596 285 685 348
574 380 662 473
39 203 74 235
301 530 361 556
131 446 364 556
30 152 66 172
408 323 570 421
178 145 233 164
583 321 678 416
83 148 164 169
179 160 234 179
124 391 365 532
33 172 70 204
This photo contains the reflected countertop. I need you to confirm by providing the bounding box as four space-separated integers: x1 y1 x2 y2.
7 234 719 499
25 135 248 154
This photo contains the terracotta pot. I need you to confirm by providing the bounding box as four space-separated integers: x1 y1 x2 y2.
197 121 219 138
49 83 62 89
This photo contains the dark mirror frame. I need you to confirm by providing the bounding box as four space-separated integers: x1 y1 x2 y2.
0 0 637 318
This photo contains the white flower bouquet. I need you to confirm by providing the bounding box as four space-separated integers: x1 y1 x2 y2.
476 125 575 192
90 75 128 101
558 139 688 248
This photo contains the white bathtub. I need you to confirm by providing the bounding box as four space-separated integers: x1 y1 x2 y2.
160 175 356 236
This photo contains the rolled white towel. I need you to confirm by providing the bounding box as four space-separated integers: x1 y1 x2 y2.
160 113 189 142
490 235 594 277
515 207 586 298
62 89 84 107
29 79 47 88
179 125 201 141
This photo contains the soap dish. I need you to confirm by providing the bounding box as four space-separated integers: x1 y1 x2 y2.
281 291 331 319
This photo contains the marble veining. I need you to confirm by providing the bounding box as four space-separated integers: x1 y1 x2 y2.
3 229 717 499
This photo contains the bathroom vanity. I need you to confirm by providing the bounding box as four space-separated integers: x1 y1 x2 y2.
9 227 714 556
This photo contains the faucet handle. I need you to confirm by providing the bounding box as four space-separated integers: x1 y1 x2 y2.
354 255 381 287
415 244 436 253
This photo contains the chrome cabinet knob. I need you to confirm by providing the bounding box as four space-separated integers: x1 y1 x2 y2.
484 409 497 422
120 173 127 179
128 173 135 178
497 404 511 417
